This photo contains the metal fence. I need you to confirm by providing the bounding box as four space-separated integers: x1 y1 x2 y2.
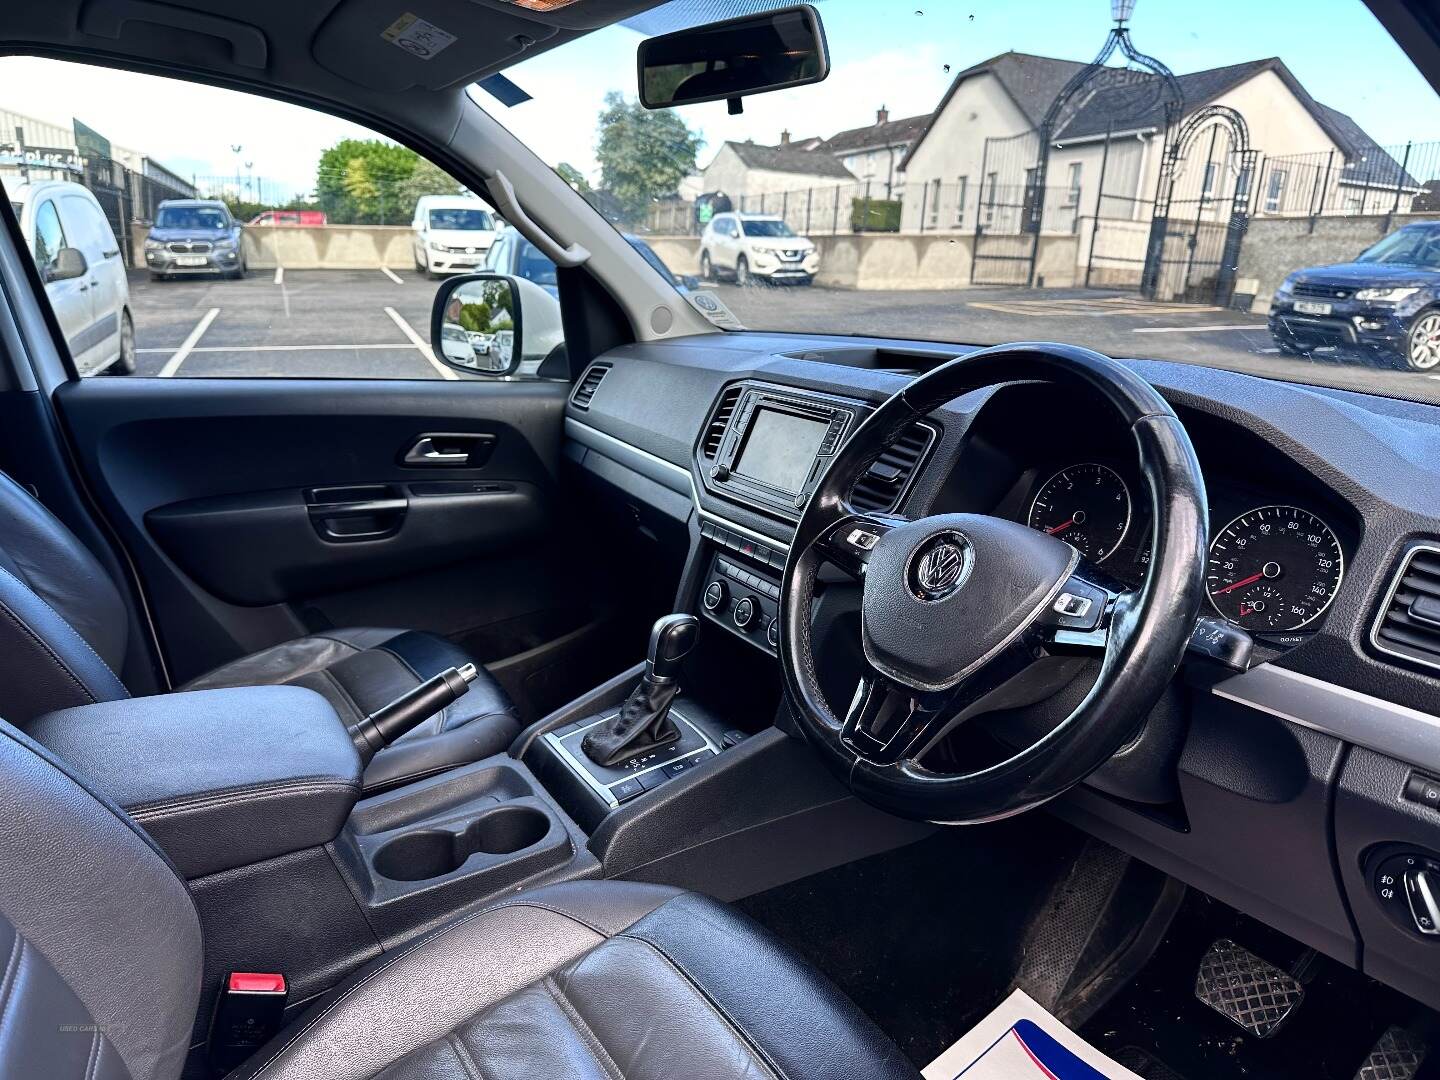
1240 139 1440 219
77 155 195 265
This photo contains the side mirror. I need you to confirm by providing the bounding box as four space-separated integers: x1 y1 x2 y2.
638 3 829 111
45 246 88 283
432 274 524 376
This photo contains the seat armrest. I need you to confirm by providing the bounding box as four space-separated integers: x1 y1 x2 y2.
29 686 362 878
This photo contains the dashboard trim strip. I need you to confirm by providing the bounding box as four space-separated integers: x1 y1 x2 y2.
1212 662 1440 774
566 417 793 552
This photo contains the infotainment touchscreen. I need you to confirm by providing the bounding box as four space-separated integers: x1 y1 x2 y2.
733 408 829 493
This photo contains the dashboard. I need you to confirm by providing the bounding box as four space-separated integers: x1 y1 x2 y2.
561 330 1440 1016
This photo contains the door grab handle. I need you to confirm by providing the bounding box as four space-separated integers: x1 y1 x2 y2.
401 432 496 467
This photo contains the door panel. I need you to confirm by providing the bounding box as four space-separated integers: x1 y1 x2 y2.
56 377 570 684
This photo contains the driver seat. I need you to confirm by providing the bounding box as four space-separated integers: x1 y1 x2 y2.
0 714 918 1080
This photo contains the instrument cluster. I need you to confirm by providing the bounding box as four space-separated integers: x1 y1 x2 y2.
1024 461 1345 638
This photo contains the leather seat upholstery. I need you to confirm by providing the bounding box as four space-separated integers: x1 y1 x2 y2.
0 472 519 790
229 879 919 1080
0 714 919 1080
179 628 520 791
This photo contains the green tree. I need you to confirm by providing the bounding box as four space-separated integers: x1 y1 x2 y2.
315 138 426 224
594 91 703 224
556 162 592 195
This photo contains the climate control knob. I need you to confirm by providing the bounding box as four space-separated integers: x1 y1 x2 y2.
703 580 727 612
732 596 758 630
765 618 780 649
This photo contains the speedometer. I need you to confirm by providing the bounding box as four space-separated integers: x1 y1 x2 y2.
1206 506 1343 633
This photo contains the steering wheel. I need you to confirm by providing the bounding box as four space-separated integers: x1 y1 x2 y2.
780 343 1208 823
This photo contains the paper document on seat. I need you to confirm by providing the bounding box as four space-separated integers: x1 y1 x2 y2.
923 989 1144 1080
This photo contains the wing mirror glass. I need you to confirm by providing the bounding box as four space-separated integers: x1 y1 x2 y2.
638 3 829 111
432 274 523 376
46 246 88 283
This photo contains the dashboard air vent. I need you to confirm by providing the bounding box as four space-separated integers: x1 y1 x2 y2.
849 423 937 514
570 362 611 410
702 386 743 459
1372 545 1440 673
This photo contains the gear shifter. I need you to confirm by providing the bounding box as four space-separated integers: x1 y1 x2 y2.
582 614 699 767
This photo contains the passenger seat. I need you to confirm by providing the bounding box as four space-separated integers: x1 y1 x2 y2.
0 471 520 792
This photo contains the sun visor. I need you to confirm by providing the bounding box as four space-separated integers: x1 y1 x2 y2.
311 0 559 91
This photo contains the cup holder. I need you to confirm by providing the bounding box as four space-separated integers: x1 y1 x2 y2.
372 805 551 882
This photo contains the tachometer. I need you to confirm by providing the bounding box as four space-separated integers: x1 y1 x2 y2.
1028 463 1132 562
1206 506 1343 633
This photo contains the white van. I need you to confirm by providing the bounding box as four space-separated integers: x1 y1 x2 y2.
11 181 135 375
411 195 496 277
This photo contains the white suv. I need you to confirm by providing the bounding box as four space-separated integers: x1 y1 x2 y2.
699 212 819 286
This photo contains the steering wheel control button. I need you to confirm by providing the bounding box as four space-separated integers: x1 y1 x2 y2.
732 596 758 630
1043 579 1108 631
703 581 727 611
847 528 881 551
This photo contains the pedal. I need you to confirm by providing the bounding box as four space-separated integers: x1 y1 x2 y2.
1193 938 1304 1038
1355 1027 1428 1080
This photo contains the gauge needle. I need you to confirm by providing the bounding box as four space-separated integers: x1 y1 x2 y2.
1046 519 1075 535
1213 572 1265 596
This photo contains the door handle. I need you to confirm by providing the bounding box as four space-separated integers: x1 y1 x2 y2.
401 432 496 467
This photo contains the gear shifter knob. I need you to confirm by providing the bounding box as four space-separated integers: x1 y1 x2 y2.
647 613 699 683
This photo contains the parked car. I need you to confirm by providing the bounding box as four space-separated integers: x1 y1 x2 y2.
411 195 497 277
143 199 247 280
1269 220 1440 370
699 212 819 285
249 209 327 226
11 180 135 375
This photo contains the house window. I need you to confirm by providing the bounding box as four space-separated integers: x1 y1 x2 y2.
984 172 998 225
928 179 941 226
1202 162 1219 201
956 176 968 226
1264 169 1288 213
1066 162 1082 207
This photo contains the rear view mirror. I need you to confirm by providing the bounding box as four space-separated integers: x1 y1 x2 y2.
432 274 522 376
45 246 88 284
638 3 829 112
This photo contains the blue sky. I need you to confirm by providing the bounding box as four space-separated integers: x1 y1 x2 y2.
491 0 1440 181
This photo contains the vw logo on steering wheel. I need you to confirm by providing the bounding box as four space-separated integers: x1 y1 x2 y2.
909 532 973 602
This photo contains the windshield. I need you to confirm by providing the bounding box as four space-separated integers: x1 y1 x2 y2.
1356 228 1440 269
476 0 1440 403
428 208 493 231
741 219 795 238
155 206 228 230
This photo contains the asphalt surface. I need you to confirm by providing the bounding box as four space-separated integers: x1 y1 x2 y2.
124 268 1440 403
128 267 470 380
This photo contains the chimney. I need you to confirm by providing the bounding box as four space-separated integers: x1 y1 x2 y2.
780 129 791 146
876 105 889 125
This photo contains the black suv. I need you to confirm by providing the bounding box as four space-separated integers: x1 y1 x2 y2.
1269 221 1440 370
143 198 247 280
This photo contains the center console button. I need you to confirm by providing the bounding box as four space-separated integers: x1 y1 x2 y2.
766 619 780 649
703 580 727 611
610 777 645 803
733 596 758 629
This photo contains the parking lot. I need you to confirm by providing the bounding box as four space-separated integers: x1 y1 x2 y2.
127 267 473 380
124 268 1439 402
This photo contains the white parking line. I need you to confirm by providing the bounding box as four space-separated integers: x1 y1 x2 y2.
384 306 457 381
137 342 416 354
158 308 220 377
380 267 403 285
273 266 284 285
1132 324 1264 334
